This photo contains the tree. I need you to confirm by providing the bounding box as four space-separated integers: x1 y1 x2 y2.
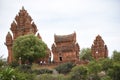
80 48 93 61
13 34 47 64
87 60 102 80
112 50 120 62
88 61 102 74
107 63 120 80
69 65 88 80
97 58 113 72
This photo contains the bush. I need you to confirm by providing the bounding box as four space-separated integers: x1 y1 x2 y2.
9 61 19 68
101 76 112 80
35 74 67 80
0 56 6 68
16 64 32 73
32 68 53 75
69 65 88 80
0 67 17 80
55 62 75 74
0 67 35 80
87 74 100 80
16 71 35 80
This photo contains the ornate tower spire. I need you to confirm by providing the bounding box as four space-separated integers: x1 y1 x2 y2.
10 7 37 39
91 35 108 60
22 6 25 10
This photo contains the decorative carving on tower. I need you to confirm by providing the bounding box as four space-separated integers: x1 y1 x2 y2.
51 32 80 63
10 7 38 39
5 7 50 64
91 35 108 60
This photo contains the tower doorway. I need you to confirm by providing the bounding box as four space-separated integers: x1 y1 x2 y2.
59 57 62 61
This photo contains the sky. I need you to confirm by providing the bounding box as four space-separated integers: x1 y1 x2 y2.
0 0 120 58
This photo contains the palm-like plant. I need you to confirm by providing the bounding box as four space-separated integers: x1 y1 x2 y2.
0 67 16 80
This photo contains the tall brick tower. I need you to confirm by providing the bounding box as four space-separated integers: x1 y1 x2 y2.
5 7 49 63
91 35 108 60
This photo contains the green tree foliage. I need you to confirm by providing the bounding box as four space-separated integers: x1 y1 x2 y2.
112 50 120 62
87 61 102 80
55 62 75 74
13 34 47 64
80 48 93 61
87 60 102 75
69 65 88 80
87 60 102 80
97 58 113 71
107 63 120 80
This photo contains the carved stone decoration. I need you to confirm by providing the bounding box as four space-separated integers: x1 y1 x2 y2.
5 7 50 64
51 32 80 63
91 35 108 60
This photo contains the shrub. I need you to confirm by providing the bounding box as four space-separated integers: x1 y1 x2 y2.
16 71 35 80
9 61 19 68
101 76 112 80
87 74 100 80
0 67 17 80
32 68 53 75
55 62 75 74
35 74 67 80
16 64 32 73
69 65 88 80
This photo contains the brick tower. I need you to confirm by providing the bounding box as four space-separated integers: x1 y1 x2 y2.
5 7 50 63
91 35 108 60
51 32 80 63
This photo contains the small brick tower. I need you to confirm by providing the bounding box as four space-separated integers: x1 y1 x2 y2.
52 32 80 63
91 35 108 60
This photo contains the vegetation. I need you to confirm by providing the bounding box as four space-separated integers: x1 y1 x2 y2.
69 65 88 80
112 50 120 62
32 68 53 75
55 62 75 74
0 56 6 67
0 48 120 80
107 63 120 80
80 48 93 61
0 67 17 80
35 74 67 80
12 34 47 64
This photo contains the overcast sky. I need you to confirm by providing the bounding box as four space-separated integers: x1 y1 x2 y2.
0 0 120 58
